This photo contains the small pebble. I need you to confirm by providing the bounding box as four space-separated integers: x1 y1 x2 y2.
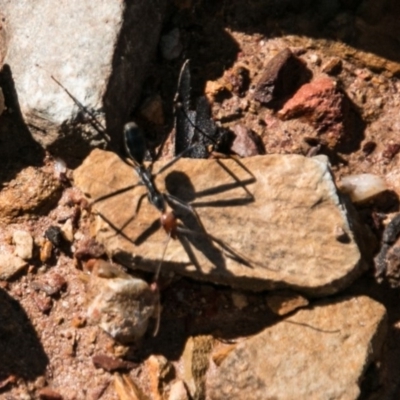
231 124 265 157
32 292 53 314
160 28 182 60
71 316 86 328
231 292 248 310
54 158 68 182
61 219 74 242
40 239 53 263
45 226 64 247
74 238 106 260
339 174 387 203
38 387 63 400
169 380 189 400
308 53 321 65
321 57 342 75
0 88 5 115
0 253 28 280
383 143 400 160
13 230 33 260
92 354 137 372
31 272 67 296
266 290 309 316
139 95 165 126
86 260 158 343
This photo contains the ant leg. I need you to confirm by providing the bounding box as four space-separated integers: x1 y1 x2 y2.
95 212 137 245
105 191 147 235
214 158 255 202
154 233 172 281
90 182 143 206
167 193 257 269
50 74 110 144
151 232 173 336
154 143 198 176
165 193 207 233
150 280 161 336
176 226 254 269
95 192 155 247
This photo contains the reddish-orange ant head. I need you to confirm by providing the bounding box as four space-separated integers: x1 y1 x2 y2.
160 212 178 239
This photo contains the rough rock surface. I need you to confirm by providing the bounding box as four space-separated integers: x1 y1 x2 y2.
181 335 214 400
0 252 27 280
265 290 309 316
13 229 33 260
0 166 61 222
1 0 166 153
206 296 387 400
230 124 265 157
74 149 364 295
278 76 346 148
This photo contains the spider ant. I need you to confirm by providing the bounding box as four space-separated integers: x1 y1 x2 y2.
120 120 206 280
91 116 254 280
52 59 256 287
78 59 255 274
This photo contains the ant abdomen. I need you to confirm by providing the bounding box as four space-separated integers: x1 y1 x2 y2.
160 211 178 239
123 122 147 165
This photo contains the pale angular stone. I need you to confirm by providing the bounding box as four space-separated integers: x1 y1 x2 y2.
85 259 158 343
207 296 387 400
13 230 33 260
60 219 74 243
74 149 365 295
0 253 27 280
169 380 189 400
2 0 166 151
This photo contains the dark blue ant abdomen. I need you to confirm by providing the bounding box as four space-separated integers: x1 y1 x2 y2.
123 122 147 165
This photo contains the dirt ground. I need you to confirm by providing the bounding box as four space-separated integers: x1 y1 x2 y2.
2 1 400 399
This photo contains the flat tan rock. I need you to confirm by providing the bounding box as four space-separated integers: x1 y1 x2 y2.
206 296 387 400
74 149 364 295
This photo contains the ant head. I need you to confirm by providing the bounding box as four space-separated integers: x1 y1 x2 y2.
123 122 147 165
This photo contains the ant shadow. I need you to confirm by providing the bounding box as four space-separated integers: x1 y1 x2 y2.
0 288 48 389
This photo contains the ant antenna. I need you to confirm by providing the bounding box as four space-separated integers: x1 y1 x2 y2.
174 59 224 156
49 73 111 145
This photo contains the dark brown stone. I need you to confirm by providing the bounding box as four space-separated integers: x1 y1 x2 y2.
253 48 311 107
